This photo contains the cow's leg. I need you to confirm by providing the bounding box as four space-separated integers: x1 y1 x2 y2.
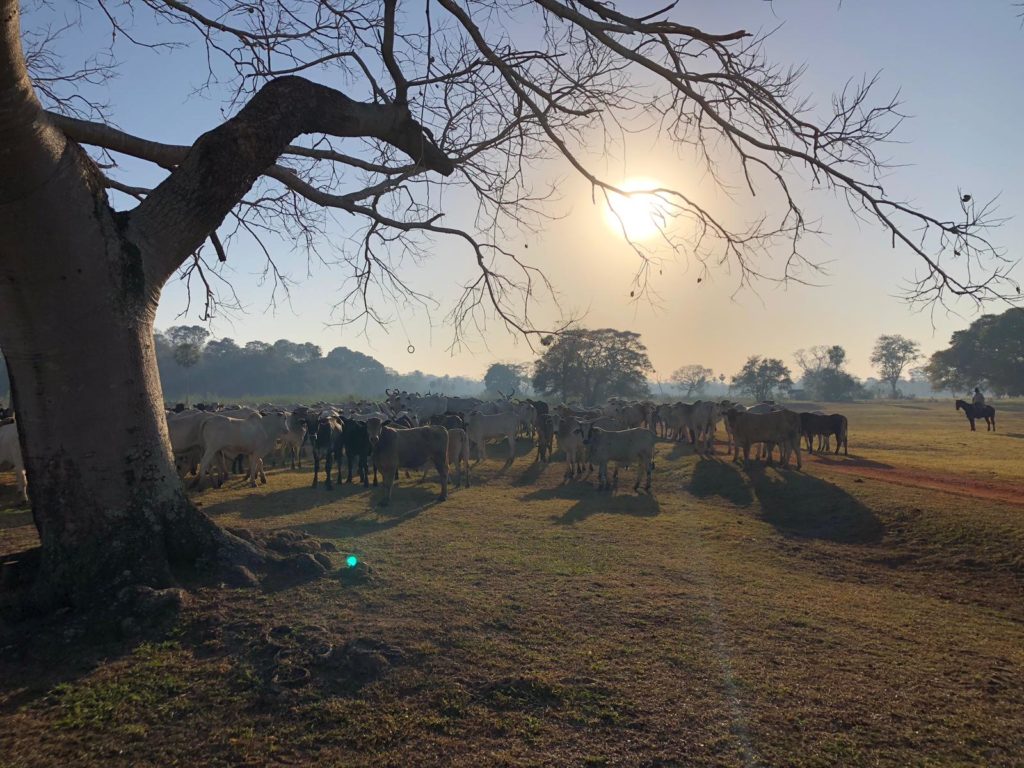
324 448 334 490
258 456 268 484
311 450 320 488
634 459 643 492
792 438 802 470
246 453 258 487
435 457 449 501
194 449 218 490
346 451 355 483
505 434 515 466
379 470 394 507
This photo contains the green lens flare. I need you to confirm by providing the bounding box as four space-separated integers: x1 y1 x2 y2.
346 555 359 568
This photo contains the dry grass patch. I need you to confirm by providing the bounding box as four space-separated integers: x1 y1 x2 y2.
1 401 1023 766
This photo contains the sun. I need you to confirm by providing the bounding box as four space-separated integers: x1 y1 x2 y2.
602 177 668 242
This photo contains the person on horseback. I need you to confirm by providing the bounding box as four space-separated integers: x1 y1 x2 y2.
972 387 985 407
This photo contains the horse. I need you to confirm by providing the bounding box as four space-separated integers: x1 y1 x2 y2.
955 400 996 432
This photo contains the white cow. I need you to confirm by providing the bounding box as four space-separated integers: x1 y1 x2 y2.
195 411 289 488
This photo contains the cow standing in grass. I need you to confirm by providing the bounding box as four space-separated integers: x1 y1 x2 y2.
726 409 802 469
371 424 450 506
582 425 656 493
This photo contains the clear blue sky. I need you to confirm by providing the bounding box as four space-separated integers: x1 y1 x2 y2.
29 1 1024 381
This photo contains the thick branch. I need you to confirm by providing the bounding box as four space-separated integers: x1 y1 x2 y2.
0 0 70 205
124 76 452 285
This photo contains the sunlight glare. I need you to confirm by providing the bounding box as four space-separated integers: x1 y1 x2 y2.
602 177 669 242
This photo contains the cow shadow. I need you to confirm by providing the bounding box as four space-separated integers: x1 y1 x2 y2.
1003 433 1024 440
520 484 661 524
812 455 894 470
198 481 372 522
512 458 551 486
689 459 754 507
745 465 884 544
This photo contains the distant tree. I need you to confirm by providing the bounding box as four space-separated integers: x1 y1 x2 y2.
484 363 528 398
796 344 861 401
166 326 210 405
871 335 921 398
827 345 847 370
732 356 793 402
533 329 651 404
925 308 1024 396
671 365 714 399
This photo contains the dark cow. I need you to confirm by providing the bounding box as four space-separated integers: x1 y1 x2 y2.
429 412 466 431
371 425 449 506
536 413 555 462
308 412 345 489
800 412 849 455
340 416 374 486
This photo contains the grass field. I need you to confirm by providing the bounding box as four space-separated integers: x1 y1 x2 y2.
1 401 1022 767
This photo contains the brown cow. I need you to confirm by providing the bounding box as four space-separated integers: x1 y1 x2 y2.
372 424 449 506
726 409 802 469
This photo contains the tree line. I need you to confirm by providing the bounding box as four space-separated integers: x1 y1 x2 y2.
1 315 1015 407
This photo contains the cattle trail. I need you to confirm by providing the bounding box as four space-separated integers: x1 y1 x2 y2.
811 459 1024 508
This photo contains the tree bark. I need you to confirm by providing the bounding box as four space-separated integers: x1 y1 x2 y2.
0 0 259 607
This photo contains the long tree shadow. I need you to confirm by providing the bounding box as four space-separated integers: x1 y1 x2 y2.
745 466 884 544
689 459 754 507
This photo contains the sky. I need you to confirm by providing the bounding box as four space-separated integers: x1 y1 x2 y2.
33 1 1024 383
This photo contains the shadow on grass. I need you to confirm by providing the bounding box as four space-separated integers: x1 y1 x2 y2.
289 485 448 540
746 464 883 544
198 480 374 522
812 455 894 470
512 458 551 486
520 483 660 524
689 458 754 507
1003 432 1024 440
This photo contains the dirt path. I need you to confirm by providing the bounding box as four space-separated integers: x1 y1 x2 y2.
809 455 1023 507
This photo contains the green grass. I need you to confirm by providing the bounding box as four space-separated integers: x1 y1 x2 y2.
1 401 1023 766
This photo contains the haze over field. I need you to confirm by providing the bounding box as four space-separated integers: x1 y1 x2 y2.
43 1 1024 380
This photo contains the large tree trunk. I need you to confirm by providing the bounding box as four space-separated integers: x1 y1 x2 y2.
0 0 241 605
0 140 237 606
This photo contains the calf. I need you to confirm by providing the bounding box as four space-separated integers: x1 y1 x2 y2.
584 426 656 493
372 425 449 506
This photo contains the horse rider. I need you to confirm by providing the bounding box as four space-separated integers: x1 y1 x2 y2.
972 387 985 408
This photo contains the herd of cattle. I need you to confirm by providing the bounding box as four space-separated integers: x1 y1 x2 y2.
157 391 850 504
0 391 850 505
